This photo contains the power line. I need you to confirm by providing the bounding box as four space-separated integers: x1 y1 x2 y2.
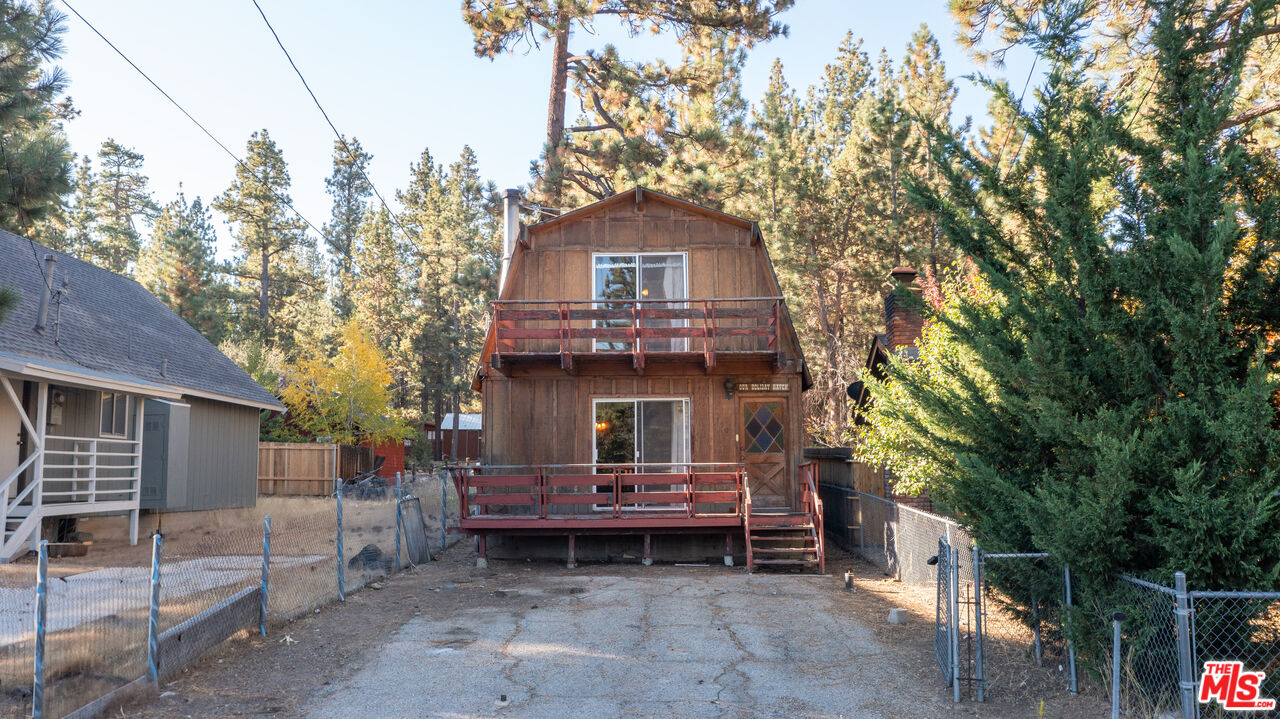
250 0 413 239
59 0 334 246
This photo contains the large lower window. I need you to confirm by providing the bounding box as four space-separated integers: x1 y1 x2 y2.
593 253 688 352
593 398 690 470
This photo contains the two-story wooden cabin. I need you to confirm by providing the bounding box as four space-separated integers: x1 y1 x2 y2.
457 187 823 571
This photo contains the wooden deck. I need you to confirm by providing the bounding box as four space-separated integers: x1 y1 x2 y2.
453 463 825 572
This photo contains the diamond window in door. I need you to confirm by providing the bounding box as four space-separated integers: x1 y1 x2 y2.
744 402 784 454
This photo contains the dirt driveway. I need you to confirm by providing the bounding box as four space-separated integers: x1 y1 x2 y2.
119 545 1106 719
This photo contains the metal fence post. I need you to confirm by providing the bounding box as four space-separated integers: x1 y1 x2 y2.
394 472 403 572
33 540 47 719
260 515 271 636
146 532 162 684
857 495 864 559
1031 595 1043 667
336 483 345 601
950 543 961 703
1174 572 1195 719
440 470 448 551
1064 565 1078 694
1112 611 1125 719
972 544 985 702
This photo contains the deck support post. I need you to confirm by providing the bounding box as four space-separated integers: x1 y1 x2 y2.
724 532 734 567
566 534 576 569
476 534 488 569
642 534 652 566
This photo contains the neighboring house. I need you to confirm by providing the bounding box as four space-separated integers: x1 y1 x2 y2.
848 266 934 512
455 187 824 571
432 413 481 462
0 231 283 561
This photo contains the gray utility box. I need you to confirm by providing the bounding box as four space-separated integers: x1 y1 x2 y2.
141 399 190 510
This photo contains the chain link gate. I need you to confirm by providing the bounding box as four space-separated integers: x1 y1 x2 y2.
934 536 983 701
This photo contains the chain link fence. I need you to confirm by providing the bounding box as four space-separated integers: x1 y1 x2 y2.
0 470 459 719
829 488 1280 716
1100 575 1280 719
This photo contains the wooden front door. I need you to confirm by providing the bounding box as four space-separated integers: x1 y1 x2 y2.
740 399 789 509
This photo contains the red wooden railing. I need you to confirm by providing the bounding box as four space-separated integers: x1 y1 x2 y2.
799 461 825 574
491 297 783 369
452 463 746 522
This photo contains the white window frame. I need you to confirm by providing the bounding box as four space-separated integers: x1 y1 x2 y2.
99 392 131 439
590 252 690 352
591 397 692 512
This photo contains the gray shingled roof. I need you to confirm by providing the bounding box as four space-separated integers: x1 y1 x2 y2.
0 229 283 410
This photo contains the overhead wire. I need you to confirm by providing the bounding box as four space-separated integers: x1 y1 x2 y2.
59 0 336 248
250 0 414 239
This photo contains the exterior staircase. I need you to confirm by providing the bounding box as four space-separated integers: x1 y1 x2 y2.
744 463 825 573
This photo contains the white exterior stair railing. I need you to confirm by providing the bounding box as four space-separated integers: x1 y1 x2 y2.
0 435 142 561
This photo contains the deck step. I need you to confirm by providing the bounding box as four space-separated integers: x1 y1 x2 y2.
753 558 819 565
748 535 815 542
752 547 817 553
750 518 812 529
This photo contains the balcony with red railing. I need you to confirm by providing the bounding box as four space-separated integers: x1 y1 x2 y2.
489 297 783 372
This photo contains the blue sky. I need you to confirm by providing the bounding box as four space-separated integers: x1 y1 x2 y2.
57 1 1034 260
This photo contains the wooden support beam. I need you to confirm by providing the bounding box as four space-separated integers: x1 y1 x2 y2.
0 376 37 445
566 534 577 569
642 534 652 566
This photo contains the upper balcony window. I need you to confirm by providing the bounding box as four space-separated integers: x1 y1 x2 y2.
593 253 687 352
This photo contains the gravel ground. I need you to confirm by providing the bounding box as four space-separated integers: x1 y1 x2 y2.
117 544 1108 719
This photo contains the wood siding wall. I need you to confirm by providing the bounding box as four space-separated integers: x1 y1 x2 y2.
50 386 139 440
482 197 809 503
482 370 804 497
185 398 258 511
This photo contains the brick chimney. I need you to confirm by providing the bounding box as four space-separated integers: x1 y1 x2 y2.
884 266 923 352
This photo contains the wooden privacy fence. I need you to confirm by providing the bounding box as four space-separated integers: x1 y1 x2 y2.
257 443 374 496
802 447 885 496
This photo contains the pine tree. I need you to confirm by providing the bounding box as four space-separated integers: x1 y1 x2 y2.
137 191 229 343
352 206 413 406
561 33 753 207
0 0 74 234
399 146 499 428
60 155 96 258
462 0 792 204
865 0 1280 598
950 0 1280 146
213 129 311 350
734 29 960 442
89 139 156 274
323 136 373 320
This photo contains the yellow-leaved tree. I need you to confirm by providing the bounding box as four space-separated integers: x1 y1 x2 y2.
281 320 412 445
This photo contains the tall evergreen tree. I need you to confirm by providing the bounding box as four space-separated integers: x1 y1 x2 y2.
89 139 156 274
213 129 311 350
59 155 96 257
462 0 792 205
0 0 73 233
950 0 1280 147
352 206 414 407
864 0 1280 599
735 29 959 441
399 146 499 427
561 33 753 207
323 136 373 319
137 191 229 343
